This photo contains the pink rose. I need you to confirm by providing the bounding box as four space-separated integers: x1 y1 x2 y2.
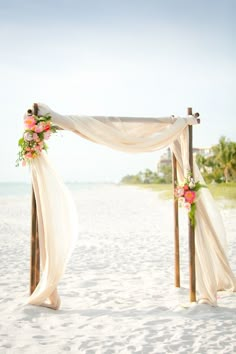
34 122 45 133
24 116 36 129
33 133 39 141
43 131 51 140
174 186 184 198
35 145 42 151
25 152 33 159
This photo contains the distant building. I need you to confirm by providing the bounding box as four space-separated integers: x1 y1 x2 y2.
157 147 212 175
193 147 212 158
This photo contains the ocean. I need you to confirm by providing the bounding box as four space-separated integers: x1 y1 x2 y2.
0 182 31 196
0 182 119 197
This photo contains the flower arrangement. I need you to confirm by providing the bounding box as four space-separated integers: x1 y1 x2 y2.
16 113 58 166
174 173 206 227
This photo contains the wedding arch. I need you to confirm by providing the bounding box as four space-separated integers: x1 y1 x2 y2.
24 103 235 310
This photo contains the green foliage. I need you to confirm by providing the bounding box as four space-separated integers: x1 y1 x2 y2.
208 183 236 200
159 164 172 183
121 167 170 185
194 181 207 192
120 174 142 184
121 137 236 187
196 136 236 183
189 203 196 227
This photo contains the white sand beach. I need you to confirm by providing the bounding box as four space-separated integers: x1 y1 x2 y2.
0 184 235 354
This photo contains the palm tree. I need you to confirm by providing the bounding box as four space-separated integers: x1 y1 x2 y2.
211 137 236 182
196 154 208 173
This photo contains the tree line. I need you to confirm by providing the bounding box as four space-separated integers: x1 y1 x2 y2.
121 137 236 185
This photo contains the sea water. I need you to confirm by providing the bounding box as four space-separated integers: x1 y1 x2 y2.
0 182 31 197
0 182 118 197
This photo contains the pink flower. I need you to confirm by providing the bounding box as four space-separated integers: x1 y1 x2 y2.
34 122 45 133
35 145 42 151
184 202 191 211
184 184 189 191
33 133 39 141
43 131 51 140
25 151 38 159
24 116 36 129
25 152 33 159
174 186 184 198
17 113 56 166
24 132 34 141
184 190 196 204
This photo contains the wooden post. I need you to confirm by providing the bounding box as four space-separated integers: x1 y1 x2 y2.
30 103 40 294
172 153 180 287
187 107 196 302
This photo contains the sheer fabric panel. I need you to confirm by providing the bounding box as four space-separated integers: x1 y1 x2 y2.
29 153 78 308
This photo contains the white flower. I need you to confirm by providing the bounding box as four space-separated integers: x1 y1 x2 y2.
189 181 195 189
188 178 195 189
24 132 34 141
184 202 191 211
178 197 185 207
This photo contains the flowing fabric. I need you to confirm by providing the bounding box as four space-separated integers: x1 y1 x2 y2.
171 139 236 305
29 153 78 308
28 103 236 308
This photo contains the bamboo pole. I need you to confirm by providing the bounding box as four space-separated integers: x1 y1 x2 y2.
187 107 196 302
30 103 40 294
172 153 180 287
30 188 40 294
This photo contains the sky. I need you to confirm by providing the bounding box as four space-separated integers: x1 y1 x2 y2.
0 0 235 183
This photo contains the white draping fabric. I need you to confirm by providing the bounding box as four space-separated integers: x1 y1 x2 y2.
28 103 235 309
38 104 197 153
171 139 236 305
29 153 78 309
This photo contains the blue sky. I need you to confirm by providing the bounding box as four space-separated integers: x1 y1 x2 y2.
0 0 235 182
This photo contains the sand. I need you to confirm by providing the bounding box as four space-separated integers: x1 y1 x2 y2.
0 184 235 354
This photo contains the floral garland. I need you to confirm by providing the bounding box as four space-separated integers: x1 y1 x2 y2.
174 173 206 227
16 113 58 166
